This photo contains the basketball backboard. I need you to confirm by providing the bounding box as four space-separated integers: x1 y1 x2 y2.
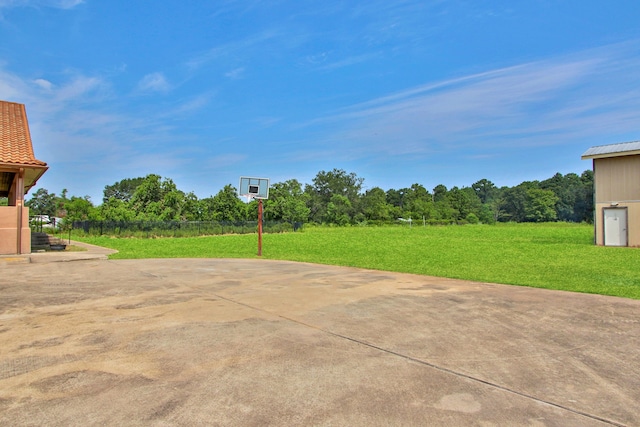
239 176 270 199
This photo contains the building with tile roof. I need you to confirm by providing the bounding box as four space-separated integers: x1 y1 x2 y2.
582 141 640 247
0 100 48 254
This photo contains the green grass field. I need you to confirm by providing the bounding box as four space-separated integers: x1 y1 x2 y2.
76 223 640 299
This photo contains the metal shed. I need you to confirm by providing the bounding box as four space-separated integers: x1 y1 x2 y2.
582 141 640 247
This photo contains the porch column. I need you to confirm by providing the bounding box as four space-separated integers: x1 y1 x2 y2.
16 168 25 254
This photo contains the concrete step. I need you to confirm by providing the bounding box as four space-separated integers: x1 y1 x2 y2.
31 232 67 251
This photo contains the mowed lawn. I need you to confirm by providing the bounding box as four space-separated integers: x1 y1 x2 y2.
77 223 640 299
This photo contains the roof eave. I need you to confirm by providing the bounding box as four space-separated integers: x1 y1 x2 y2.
25 166 49 192
0 163 49 195
581 149 640 160
0 162 48 170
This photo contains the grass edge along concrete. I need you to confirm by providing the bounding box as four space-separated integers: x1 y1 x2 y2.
75 223 639 300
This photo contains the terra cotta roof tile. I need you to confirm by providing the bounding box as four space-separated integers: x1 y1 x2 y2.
0 100 47 167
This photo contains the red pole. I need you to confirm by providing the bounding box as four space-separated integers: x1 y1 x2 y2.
257 199 263 256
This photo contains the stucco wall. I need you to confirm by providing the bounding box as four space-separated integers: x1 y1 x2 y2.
0 206 31 254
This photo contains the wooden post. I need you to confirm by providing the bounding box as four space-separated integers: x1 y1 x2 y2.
257 199 263 256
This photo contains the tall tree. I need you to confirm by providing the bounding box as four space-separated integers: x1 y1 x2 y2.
265 179 310 223
432 184 448 202
128 174 186 220
540 172 582 222
501 188 523 222
472 179 497 204
524 189 559 222
26 188 57 217
181 192 201 221
386 188 406 209
100 197 136 222
64 196 97 223
306 169 363 223
57 188 69 217
402 184 434 220
325 194 352 225
208 185 246 221
576 170 594 223
500 181 539 222
360 187 391 221
130 174 164 213
447 186 482 222
103 177 146 203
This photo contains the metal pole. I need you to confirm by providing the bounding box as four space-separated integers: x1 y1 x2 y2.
257 199 263 256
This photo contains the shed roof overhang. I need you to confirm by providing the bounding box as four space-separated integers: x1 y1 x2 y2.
581 140 640 160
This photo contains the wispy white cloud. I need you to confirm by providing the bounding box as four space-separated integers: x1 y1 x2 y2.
300 43 640 161
305 51 329 65
254 116 281 127
55 0 83 9
318 52 382 71
0 66 34 100
186 30 280 70
173 93 214 115
55 74 107 102
136 72 171 93
0 0 20 7
224 67 245 79
2 69 108 113
0 59 243 201
33 78 53 90
0 0 83 9
1 65 174 182
204 153 247 169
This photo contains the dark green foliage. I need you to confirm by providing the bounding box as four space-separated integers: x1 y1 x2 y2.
539 171 594 223
208 184 247 221
64 196 97 222
472 179 498 204
25 188 58 217
360 187 391 221
305 168 363 224
72 219 292 238
401 184 434 221
447 187 482 221
265 179 310 223
103 177 146 203
523 189 559 222
129 174 187 220
28 168 596 229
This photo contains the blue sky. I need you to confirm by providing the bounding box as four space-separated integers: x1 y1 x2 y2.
2 0 639 202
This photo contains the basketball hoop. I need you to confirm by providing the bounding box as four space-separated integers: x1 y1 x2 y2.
239 177 269 199
239 177 270 256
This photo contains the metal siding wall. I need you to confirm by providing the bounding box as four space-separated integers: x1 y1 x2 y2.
630 203 640 247
592 154 640 246
594 155 640 203
594 202 640 247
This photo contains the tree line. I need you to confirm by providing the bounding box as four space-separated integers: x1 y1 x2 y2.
23 168 594 226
